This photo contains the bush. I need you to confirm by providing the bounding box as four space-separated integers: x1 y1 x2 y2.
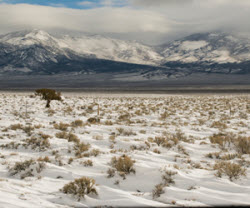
118 114 130 121
211 121 227 129
55 132 80 144
87 117 100 124
9 159 45 179
107 168 116 178
82 160 93 167
71 120 84 127
10 124 23 131
209 133 232 148
152 183 165 199
161 170 177 186
213 161 246 181
110 155 135 174
61 177 97 200
68 133 80 144
23 137 50 151
234 136 250 154
74 142 90 157
154 136 167 146
54 122 70 131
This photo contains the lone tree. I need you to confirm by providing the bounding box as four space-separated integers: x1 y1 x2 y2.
35 88 62 108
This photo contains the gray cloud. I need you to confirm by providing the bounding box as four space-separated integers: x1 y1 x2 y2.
129 0 194 7
0 3 171 44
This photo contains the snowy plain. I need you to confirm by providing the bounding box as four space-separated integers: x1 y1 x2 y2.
0 92 249 207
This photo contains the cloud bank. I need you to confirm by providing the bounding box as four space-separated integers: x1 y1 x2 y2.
0 0 250 45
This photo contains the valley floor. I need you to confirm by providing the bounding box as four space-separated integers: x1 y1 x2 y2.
0 92 249 207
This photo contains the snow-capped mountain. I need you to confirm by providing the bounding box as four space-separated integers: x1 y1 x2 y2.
0 29 249 77
57 35 162 65
160 32 250 64
0 29 161 66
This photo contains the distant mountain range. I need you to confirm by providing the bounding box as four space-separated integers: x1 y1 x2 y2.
0 29 249 83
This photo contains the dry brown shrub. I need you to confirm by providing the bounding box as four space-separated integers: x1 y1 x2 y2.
234 136 250 154
23 137 50 151
74 142 90 157
87 117 100 124
110 155 135 174
82 160 93 167
54 122 70 131
71 120 84 127
161 170 177 186
209 133 232 149
56 132 80 144
211 121 227 129
213 161 246 181
10 124 23 131
61 177 97 200
152 183 165 199
9 159 45 179
37 156 51 163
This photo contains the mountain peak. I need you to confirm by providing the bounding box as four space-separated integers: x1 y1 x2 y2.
25 29 51 40
0 29 56 46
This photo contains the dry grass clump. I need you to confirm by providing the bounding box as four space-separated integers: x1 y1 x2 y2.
209 133 232 148
55 131 68 139
153 136 167 146
205 152 221 159
87 117 100 124
153 149 161 154
152 169 177 198
161 170 177 186
9 159 45 179
55 132 80 144
220 153 238 160
109 135 116 143
211 121 227 129
110 155 135 175
54 122 70 131
61 177 97 200
0 141 20 149
9 124 23 131
160 111 170 120
90 149 101 157
107 168 116 178
234 136 250 154
74 142 91 157
22 126 35 136
116 128 136 136
37 156 51 163
46 108 55 116
152 183 165 199
148 135 179 149
8 124 35 136
104 120 113 125
71 119 84 127
23 136 50 151
118 113 130 121
37 132 51 140
82 160 93 167
213 161 246 181
63 106 73 114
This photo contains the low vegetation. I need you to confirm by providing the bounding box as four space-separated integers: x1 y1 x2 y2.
61 177 98 200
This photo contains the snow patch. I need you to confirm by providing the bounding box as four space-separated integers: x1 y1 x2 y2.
180 41 208 50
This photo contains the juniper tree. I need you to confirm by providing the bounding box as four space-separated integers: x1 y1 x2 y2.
35 88 62 108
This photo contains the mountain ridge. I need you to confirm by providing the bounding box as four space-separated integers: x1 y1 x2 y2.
0 29 250 79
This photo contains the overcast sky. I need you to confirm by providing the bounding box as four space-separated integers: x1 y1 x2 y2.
0 0 250 45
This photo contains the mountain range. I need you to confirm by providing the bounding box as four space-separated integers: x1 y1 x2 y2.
0 29 249 85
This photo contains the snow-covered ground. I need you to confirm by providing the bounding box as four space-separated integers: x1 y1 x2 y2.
0 92 249 207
